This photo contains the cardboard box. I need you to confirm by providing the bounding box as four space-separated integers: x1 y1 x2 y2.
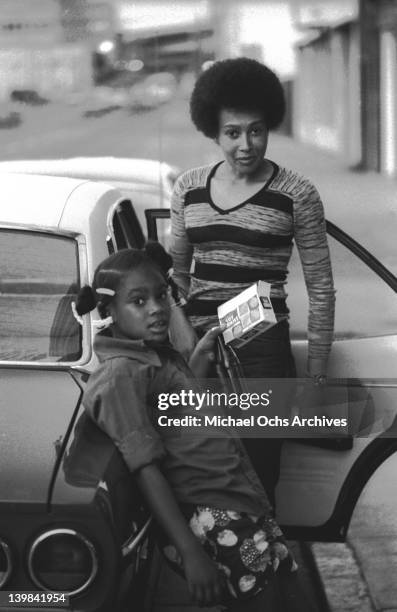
217 281 277 347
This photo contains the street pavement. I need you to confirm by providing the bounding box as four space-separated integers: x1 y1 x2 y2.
313 454 397 612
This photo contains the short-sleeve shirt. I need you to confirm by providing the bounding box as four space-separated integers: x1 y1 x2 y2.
82 334 271 517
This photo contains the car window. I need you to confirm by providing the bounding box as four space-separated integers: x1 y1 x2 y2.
111 199 145 250
0 230 81 362
288 233 396 340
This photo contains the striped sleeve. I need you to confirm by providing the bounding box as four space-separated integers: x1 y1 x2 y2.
170 166 211 297
170 170 194 297
293 178 336 369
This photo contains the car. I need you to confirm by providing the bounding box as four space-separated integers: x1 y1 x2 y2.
0 169 396 610
0 157 178 236
0 173 151 611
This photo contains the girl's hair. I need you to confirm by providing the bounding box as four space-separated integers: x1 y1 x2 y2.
75 242 177 319
190 57 285 139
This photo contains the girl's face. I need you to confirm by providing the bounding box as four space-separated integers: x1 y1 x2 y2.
216 108 269 177
109 264 171 343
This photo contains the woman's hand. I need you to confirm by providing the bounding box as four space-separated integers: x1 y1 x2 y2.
188 325 225 377
293 378 325 420
182 543 226 607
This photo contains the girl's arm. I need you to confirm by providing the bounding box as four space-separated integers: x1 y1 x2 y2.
84 364 224 605
135 463 225 606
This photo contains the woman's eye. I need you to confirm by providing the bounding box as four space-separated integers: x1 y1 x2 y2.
226 130 239 139
133 298 145 306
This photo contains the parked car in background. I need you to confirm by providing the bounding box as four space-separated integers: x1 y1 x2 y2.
0 169 396 610
129 72 178 111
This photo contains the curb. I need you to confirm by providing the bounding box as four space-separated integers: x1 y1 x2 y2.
310 542 375 612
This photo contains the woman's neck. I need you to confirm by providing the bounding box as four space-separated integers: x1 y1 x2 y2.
217 158 273 184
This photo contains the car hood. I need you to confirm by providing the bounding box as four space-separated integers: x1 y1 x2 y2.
0 367 82 507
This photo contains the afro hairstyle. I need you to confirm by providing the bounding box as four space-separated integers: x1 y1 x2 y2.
190 57 285 138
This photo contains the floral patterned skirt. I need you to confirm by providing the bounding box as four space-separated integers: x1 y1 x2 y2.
161 505 298 601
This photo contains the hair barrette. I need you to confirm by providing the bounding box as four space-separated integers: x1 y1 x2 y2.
71 301 84 326
167 267 174 280
96 287 116 296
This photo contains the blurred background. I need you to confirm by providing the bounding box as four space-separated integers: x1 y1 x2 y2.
0 0 395 178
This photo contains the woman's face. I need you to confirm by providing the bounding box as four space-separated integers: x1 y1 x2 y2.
216 109 269 177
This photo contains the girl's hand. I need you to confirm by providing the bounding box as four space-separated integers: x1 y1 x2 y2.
182 544 226 607
193 325 225 362
135 464 226 605
188 325 225 377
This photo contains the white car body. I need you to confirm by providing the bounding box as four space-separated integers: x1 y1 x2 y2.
0 157 178 230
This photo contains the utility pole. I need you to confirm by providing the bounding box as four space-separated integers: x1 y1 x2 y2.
359 0 380 171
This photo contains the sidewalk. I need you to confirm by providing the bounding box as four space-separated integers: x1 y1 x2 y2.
313 453 397 612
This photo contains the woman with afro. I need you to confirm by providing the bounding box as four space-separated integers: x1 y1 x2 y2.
170 57 335 508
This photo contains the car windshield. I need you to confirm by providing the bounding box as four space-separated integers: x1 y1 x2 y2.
0 230 81 363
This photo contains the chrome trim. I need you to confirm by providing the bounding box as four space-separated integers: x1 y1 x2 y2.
106 196 126 250
76 234 92 363
122 517 152 558
28 529 98 596
0 539 12 588
0 223 79 237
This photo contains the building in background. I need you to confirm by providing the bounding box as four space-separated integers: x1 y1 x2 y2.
0 0 117 102
292 0 397 177
209 0 297 79
362 0 397 177
61 0 118 82
117 0 298 79
117 0 212 75
291 0 361 167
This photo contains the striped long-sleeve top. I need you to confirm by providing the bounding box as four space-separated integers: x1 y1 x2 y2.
170 161 335 363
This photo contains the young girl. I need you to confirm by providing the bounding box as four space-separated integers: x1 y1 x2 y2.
74 243 298 611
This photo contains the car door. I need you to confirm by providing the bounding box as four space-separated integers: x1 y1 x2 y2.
143 208 397 542
0 227 86 507
277 220 397 540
